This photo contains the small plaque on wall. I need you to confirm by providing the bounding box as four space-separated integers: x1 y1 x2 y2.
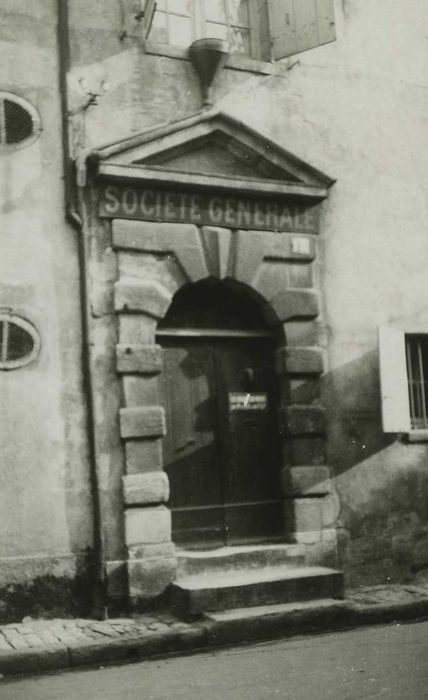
229 393 268 412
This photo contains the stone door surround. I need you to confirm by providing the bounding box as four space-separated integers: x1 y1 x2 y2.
110 218 335 602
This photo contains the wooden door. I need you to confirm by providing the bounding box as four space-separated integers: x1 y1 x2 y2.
216 338 283 544
160 337 282 546
161 340 224 546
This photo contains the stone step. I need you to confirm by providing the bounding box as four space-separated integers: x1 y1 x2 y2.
170 566 345 617
176 544 306 577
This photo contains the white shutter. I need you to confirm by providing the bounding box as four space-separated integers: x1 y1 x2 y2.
268 0 336 61
378 326 411 433
142 0 157 39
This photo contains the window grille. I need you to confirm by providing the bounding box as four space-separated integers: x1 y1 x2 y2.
0 314 40 370
405 335 428 429
0 93 40 151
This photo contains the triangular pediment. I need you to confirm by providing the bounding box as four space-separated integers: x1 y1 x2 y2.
93 110 334 193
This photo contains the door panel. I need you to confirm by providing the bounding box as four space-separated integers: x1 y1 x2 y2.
215 339 283 543
160 336 283 546
161 340 224 545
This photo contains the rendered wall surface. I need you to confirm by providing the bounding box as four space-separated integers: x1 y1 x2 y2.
1 0 426 621
66 0 428 588
0 0 94 620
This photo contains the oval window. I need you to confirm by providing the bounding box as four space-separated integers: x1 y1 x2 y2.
0 93 41 151
0 314 41 370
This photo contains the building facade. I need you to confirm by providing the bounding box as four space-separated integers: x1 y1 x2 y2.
0 0 427 619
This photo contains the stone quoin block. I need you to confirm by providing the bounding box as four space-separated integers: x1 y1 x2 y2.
123 472 170 505
125 439 163 474
112 220 209 283
284 498 323 539
281 320 319 347
283 437 326 466
114 278 172 318
116 344 163 374
120 406 166 438
281 405 326 435
127 556 177 599
119 314 158 345
122 375 160 408
270 289 320 322
285 466 331 496
125 506 171 546
275 347 324 375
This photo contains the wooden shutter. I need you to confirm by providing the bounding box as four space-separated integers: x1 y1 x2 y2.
378 326 411 433
269 0 336 61
142 0 157 38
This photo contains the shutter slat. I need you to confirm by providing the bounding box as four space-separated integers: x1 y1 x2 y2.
378 326 411 433
269 0 336 61
295 0 318 52
143 0 157 39
316 0 336 44
269 0 297 60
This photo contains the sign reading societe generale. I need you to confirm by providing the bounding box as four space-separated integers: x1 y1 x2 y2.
99 184 320 233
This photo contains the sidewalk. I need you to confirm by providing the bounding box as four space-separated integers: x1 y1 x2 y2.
1 583 428 679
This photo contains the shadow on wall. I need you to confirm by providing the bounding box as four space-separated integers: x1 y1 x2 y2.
317 348 428 587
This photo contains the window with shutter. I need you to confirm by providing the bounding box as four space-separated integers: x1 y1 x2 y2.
378 326 411 433
378 327 428 435
145 0 336 61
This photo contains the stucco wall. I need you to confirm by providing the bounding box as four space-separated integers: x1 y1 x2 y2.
0 0 421 602
0 0 94 619
65 0 428 587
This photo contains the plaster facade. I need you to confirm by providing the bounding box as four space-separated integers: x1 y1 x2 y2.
0 1 95 621
0 0 427 618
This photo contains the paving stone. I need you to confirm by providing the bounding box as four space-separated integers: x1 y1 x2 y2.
24 634 45 648
3 634 29 650
90 624 120 638
54 632 85 645
0 636 12 650
36 629 65 646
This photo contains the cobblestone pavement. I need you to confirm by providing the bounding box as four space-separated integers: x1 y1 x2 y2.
0 614 189 651
0 583 427 678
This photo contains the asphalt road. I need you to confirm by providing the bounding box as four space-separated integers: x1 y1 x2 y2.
2 620 427 700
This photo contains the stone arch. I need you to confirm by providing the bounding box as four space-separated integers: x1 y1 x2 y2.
113 220 327 602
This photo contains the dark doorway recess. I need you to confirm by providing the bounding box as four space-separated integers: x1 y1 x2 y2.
157 280 283 547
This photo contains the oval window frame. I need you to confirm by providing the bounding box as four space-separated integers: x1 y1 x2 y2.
0 313 41 370
0 92 42 153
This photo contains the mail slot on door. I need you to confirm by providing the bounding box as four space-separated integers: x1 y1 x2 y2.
229 393 268 412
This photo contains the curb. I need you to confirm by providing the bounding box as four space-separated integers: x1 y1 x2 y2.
1 597 427 678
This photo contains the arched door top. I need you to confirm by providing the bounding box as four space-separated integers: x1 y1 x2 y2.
157 279 275 338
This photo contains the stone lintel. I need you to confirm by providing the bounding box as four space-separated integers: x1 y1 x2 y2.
123 472 170 505
120 406 165 439
114 279 171 318
281 405 326 435
117 344 163 374
271 289 319 322
125 506 171 546
275 347 324 375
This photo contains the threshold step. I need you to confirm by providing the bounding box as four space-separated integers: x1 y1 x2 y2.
171 566 344 617
176 544 305 577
